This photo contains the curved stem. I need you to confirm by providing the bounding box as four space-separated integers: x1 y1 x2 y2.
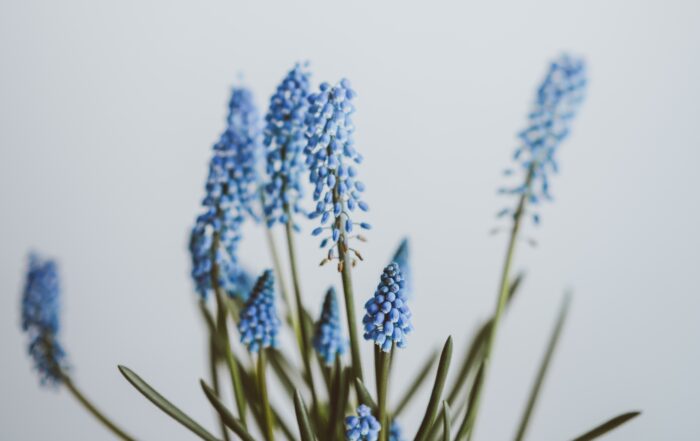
209 338 231 441
62 374 138 441
460 166 534 440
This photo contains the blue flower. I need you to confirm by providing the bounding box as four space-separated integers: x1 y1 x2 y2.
362 263 413 352
391 238 411 299
389 421 405 441
21 254 68 385
190 87 262 300
313 287 346 365
238 270 281 353
345 404 381 441
305 79 370 262
263 63 312 227
500 54 587 217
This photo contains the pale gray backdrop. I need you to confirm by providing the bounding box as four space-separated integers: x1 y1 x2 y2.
1 0 698 439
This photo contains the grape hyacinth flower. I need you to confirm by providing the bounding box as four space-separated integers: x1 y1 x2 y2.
238 270 281 353
345 404 381 441
189 87 262 300
313 287 346 365
362 263 413 352
500 54 587 219
21 254 68 385
389 421 405 441
306 79 370 266
391 238 411 299
263 63 312 227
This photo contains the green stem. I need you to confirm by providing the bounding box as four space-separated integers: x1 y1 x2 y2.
260 190 294 322
209 338 231 441
460 167 534 440
257 350 275 441
284 218 320 427
377 347 392 441
62 374 138 441
211 233 248 428
338 223 364 384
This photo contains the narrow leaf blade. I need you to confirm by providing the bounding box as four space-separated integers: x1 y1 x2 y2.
118 365 220 441
294 390 316 441
414 336 453 441
571 411 641 441
200 380 256 441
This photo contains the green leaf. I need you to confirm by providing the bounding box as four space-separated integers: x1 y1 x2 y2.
514 294 570 441
571 411 641 441
454 359 485 440
442 401 451 441
393 347 439 417
200 380 256 441
294 390 316 441
354 377 378 411
118 365 220 441
414 336 453 441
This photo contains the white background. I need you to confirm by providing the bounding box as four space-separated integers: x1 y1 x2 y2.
1 1 698 439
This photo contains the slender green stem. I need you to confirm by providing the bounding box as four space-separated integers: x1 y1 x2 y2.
62 373 137 441
338 234 364 384
257 350 275 441
211 233 248 427
460 167 535 440
377 347 392 441
260 190 294 322
209 338 231 441
284 217 320 427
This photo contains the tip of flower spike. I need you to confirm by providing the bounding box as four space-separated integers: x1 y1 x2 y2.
391 238 412 299
238 269 280 353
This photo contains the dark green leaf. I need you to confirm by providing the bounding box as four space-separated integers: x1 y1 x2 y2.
200 380 256 441
454 360 485 440
118 366 220 441
571 411 641 441
294 390 316 441
414 336 453 441
514 295 570 441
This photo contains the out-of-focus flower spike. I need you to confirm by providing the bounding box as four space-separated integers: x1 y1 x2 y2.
262 63 312 226
345 404 381 441
389 421 405 441
21 253 68 385
313 287 346 366
238 270 281 353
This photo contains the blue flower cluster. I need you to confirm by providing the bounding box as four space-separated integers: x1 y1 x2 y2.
500 54 587 216
21 254 67 385
345 404 381 441
238 270 281 353
362 263 413 352
313 287 346 366
263 64 312 227
391 238 411 299
389 421 405 441
306 79 370 260
190 87 261 300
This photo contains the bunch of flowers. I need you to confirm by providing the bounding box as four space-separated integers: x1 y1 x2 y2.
19 55 642 441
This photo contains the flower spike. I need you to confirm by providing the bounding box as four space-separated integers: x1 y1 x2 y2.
238 270 281 353
21 254 68 385
500 54 587 217
313 287 346 365
189 87 262 300
362 263 413 352
305 78 370 264
345 404 381 441
391 238 411 299
263 63 312 227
